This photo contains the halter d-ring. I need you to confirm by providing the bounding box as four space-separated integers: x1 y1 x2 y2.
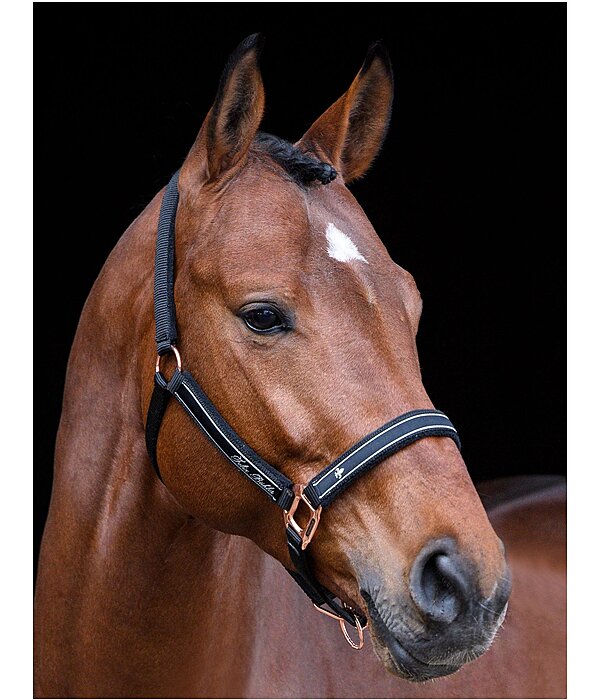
313 604 366 650
155 345 182 377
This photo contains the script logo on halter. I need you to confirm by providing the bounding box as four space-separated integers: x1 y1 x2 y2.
230 454 276 496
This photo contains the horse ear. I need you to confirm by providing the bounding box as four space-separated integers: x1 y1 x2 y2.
185 34 265 184
297 42 393 184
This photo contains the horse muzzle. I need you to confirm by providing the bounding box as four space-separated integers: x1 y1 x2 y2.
360 540 512 681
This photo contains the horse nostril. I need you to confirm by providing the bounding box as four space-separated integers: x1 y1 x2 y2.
409 539 472 624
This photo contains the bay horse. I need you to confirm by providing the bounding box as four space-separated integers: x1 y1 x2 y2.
34 36 565 698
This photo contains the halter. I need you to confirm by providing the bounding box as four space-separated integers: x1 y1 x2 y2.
145 171 461 648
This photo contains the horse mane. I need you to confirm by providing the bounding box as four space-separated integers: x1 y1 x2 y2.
254 132 337 186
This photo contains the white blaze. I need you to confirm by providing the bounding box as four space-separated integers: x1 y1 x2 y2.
325 222 367 264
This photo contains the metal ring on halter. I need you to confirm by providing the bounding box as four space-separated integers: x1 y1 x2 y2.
313 604 366 650
283 484 322 550
339 614 365 649
155 345 182 376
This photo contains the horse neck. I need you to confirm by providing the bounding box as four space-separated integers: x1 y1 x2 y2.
50 189 173 540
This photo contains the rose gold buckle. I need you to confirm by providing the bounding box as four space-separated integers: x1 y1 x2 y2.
313 604 366 650
155 345 182 377
283 484 322 550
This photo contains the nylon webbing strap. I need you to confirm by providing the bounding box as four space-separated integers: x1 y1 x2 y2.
307 410 460 508
154 170 181 355
286 527 365 626
145 375 171 482
152 369 459 512
171 371 294 508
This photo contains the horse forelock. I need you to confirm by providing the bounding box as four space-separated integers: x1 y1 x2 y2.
253 132 337 187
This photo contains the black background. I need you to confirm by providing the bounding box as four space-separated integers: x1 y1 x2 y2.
36 4 564 561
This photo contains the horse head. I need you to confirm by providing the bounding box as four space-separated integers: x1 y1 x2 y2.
150 34 510 681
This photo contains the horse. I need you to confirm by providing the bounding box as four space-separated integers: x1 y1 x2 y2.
34 35 566 698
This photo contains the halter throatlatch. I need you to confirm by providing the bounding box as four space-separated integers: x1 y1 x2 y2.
145 171 461 647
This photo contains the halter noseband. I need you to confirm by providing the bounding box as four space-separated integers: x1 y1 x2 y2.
145 171 461 648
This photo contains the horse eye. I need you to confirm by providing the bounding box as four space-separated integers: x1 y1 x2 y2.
241 306 286 334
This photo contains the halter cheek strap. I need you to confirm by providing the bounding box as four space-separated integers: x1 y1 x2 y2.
145 171 461 642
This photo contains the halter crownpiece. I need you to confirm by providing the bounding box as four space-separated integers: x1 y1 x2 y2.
145 170 461 647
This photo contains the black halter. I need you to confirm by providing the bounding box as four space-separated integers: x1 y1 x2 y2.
145 171 461 645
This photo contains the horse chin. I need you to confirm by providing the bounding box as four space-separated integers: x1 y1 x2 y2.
368 627 463 683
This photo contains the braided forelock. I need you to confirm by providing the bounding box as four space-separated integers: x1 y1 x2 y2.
254 132 337 186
